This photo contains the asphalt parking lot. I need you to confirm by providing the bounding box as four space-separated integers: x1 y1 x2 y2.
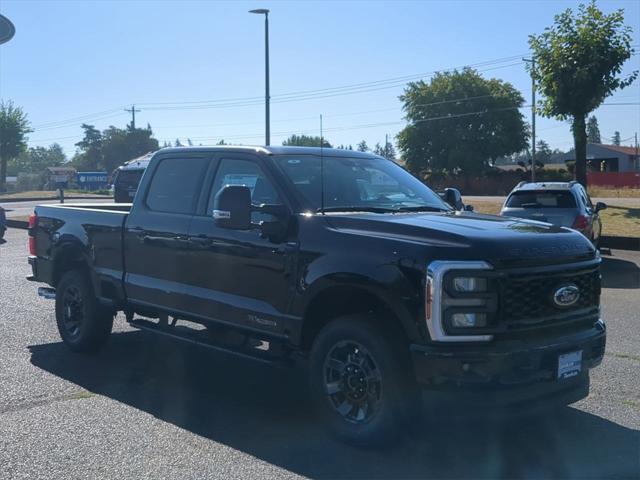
1 227 639 479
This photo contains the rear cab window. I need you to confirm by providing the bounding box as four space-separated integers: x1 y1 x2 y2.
146 157 209 214
505 190 577 208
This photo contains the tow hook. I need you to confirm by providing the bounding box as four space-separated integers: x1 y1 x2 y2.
38 287 56 300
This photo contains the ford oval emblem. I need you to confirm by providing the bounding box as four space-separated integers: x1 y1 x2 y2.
553 284 580 308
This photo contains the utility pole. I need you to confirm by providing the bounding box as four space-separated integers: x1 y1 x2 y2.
124 104 141 129
249 9 270 145
385 133 388 158
523 58 536 182
635 133 638 170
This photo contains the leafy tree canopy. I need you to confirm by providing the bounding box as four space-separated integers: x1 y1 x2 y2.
72 124 159 173
0 101 32 191
529 0 637 184
7 143 66 176
282 134 332 148
356 140 369 152
374 141 397 161
397 67 528 175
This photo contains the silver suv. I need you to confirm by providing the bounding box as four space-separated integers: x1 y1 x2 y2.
500 181 606 246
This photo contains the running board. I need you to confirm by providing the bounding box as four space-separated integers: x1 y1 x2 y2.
129 318 287 366
38 287 56 299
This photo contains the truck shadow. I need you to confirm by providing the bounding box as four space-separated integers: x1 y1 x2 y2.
29 329 639 479
601 255 640 289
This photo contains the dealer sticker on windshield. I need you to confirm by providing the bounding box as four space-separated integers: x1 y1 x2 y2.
558 350 583 380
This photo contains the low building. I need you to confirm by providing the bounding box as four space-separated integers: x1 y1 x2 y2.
561 144 640 188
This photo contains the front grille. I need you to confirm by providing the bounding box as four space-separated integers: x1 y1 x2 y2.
500 264 600 329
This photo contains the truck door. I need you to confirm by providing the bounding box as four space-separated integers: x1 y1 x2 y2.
184 154 297 337
123 154 210 313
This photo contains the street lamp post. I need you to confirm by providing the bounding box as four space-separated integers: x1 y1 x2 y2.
249 9 270 146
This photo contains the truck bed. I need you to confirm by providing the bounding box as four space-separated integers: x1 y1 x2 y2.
33 203 130 304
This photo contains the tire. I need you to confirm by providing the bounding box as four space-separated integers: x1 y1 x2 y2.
309 314 419 447
55 269 113 353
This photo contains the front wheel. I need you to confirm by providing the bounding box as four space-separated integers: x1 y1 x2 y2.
55 269 113 353
309 315 419 447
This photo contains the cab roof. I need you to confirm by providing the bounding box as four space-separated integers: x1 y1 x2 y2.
156 145 382 159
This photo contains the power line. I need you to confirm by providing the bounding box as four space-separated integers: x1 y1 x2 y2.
138 54 527 108
32 108 125 129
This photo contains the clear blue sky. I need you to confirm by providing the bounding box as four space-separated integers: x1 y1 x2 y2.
1 0 639 159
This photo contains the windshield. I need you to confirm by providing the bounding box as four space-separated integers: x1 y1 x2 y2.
506 190 577 208
273 155 450 213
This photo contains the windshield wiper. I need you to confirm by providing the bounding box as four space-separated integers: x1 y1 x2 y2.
317 206 398 214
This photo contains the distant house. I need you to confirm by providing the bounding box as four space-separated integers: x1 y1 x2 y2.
561 144 639 173
560 144 640 188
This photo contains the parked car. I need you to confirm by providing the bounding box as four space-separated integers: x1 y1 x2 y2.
0 206 6 239
500 181 606 246
111 153 153 203
27 147 605 446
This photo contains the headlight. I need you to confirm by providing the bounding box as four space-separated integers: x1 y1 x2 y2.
452 276 487 293
425 261 496 342
450 312 487 328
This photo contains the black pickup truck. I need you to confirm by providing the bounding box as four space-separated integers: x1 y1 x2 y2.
28 146 605 445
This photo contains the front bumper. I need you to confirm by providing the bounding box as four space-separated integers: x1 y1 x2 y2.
410 320 606 412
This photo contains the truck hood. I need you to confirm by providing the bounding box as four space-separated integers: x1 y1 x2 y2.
325 211 596 266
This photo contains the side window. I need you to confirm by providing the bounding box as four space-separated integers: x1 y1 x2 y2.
146 157 209 214
208 158 281 222
577 186 592 209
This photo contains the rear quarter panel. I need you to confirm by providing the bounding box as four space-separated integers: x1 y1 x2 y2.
34 204 128 304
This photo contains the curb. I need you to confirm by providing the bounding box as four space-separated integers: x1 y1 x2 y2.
600 235 640 251
0 195 109 204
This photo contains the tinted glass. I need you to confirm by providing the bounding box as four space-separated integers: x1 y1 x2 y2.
146 157 208 214
273 155 449 212
208 158 281 222
115 169 144 190
506 190 577 208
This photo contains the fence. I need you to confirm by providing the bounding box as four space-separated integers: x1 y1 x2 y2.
586 172 640 188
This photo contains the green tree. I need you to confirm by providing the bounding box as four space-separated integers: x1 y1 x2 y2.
535 139 553 165
529 1 637 186
8 143 66 175
0 101 32 191
100 125 159 173
282 134 331 148
356 140 369 152
216 139 227 145
383 140 396 160
586 115 601 143
73 124 103 170
72 124 158 173
612 131 621 145
397 67 528 176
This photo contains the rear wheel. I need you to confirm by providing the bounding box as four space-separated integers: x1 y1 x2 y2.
55 269 113 353
309 315 419 447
